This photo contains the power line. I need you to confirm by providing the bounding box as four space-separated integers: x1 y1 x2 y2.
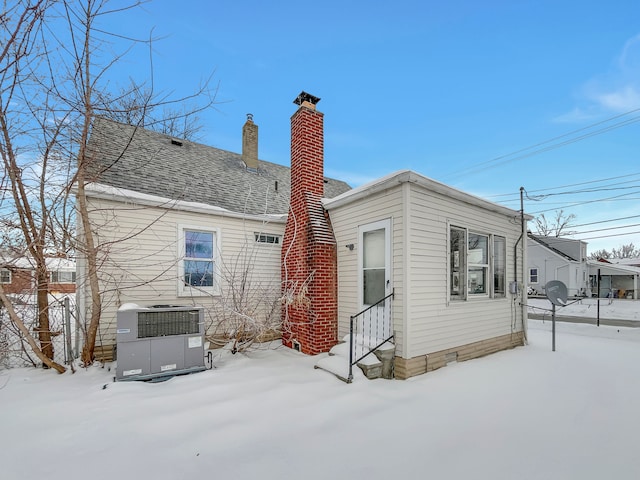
573 230 640 241
570 223 640 236
444 108 640 180
525 184 640 200
487 171 640 199
571 214 640 228
526 190 640 215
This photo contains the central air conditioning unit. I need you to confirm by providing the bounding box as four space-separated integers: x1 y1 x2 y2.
115 304 206 382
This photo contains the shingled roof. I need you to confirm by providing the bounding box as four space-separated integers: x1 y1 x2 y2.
85 117 351 216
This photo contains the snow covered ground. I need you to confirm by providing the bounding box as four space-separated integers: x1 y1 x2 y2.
1 319 639 480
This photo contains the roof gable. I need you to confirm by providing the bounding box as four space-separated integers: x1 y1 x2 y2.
528 234 578 261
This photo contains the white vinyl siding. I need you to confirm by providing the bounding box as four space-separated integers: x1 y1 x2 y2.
328 186 405 354
81 196 284 345
327 180 525 361
403 183 523 358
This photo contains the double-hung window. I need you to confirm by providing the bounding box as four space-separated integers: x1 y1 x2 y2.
51 271 76 283
468 233 489 295
0 269 11 284
449 226 507 301
529 268 538 284
179 226 218 296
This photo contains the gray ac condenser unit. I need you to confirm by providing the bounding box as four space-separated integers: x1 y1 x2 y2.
116 304 206 381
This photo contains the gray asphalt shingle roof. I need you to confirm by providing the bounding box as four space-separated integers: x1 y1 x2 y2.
86 117 351 216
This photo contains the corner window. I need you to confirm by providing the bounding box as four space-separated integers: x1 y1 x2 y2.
0 269 11 284
493 236 506 297
450 227 466 300
529 268 539 284
179 226 218 296
449 226 506 301
51 271 76 283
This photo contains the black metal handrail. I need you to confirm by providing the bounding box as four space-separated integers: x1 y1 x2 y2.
347 290 394 383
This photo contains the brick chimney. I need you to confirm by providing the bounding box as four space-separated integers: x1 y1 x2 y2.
242 113 258 171
281 91 338 355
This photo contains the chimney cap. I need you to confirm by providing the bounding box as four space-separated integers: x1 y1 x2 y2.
293 91 321 106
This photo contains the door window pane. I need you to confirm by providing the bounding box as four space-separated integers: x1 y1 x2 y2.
363 269 385 305
363 229 385 268
363 227 386 305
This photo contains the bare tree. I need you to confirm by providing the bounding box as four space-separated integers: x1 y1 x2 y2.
1 0 217 370
588 248 612 260
611 243 640 259
0 0 66 371
534 210 576 237
588 243 640 260
207 241 282 353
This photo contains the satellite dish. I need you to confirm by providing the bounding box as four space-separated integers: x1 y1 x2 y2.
545 280 568 306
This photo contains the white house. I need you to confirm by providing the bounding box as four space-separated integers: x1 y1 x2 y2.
527 234 589 297
527 234 639 299
588 259 639 299
77 92 529 379
324 171 529 378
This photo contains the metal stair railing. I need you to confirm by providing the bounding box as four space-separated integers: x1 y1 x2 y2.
348 290 394 383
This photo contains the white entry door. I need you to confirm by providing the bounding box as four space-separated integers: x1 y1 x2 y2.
359 219 392 340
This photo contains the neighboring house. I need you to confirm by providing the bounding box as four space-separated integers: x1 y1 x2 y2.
526 235 639 299
0 256 76 295
588 258 639 299
78 92 529 379
607 258 640 268
527 234 589 297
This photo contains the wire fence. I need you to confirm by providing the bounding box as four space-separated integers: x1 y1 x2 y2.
0 295 79 369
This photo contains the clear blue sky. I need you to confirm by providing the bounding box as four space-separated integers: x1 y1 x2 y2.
97 0 640 254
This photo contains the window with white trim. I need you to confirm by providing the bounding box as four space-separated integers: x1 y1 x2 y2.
468 232 489 295
0 269 11 284
51 271 76 283
529 268 539 284
179 226 218 296
493 236 506 297
450 227 466 300
449 225 507 301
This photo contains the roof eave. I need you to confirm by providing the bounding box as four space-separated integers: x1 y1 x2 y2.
323 169 531 220
79 182 287 223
